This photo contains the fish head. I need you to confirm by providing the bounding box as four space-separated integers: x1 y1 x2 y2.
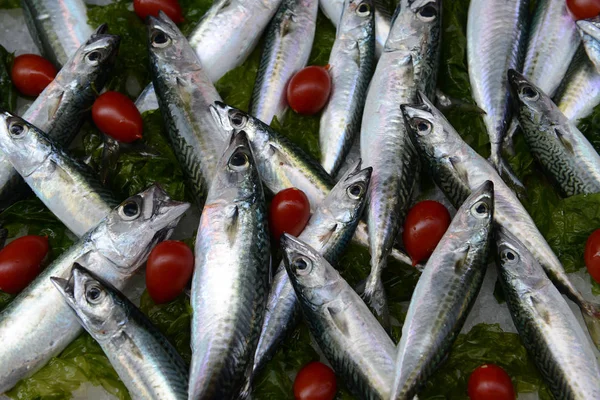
320 159 371 226
454 180 494 236
147 12 201 77
385 0 441 53
0 112 53 176
207 131 261 204
338 0 375 39
578 19 600 71
90 184 190 276
494 226 538 280
66 24 120 88
507 69 562 127
51 264 127 340
210 101 264 144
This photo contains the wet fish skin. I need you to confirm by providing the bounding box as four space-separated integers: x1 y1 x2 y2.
0 25 120 211
53 265 188 400
148 12 225 209
390 180 494 399
508 69 600 196
21 0 94 67
282 234 396 400
250 0 318 125
189 132 270 400
466 0 529 186
319 0 375 176
402 91 600 350
360 0 442 328
0 112 117 237
251 160 371 378
555 19 600 123
495 227 600 400
0 185 189 393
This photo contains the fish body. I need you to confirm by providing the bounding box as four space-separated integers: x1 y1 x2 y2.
209 102 413 267
189 132 270 399
249 0 318 125
390 181 494 399
466 0 529 182
555 19 600 123
359 0 441 327
53 266 188 400
21 0 94 67
319 0 375 176
0 185 189 393
509 69 600 196
0 112 117 237
282 234 396 400
402 92 600 350
496 227 600 400
148 13 225 208
0 26 119 210
251 160 371 377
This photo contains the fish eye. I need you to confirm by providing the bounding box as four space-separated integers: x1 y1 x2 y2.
418 4 437 20
356 2 371 16
292 256 312 276
520 85 539 100
501 248 519 265
86 284 104 304
86 50 102 64
229 111 248 129
8 120 26 137
119 198 141 220
347 182 365 199
471 200 489 218
414 118 432 135
151 31 171 48
229 149 250 170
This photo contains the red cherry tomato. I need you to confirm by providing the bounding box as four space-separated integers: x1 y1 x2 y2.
567 0 600 20
584 229 600 283
468 364 515 400
287 66 331 115
402 200 451 266
92 91 143 143
293 361 337 400
133 0 184 23
146 241 194 304
0 235 49 294
269 188 311 242
11 54 57 97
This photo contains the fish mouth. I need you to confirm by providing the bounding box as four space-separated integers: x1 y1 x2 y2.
50 268 77 307
209 101 231 131
577 19 600 40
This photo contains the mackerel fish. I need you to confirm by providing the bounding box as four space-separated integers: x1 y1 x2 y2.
402 91 600 350
53 265 189 400
189 132 270 400
282 234 396 400
0 185 189 393
360 0 441 328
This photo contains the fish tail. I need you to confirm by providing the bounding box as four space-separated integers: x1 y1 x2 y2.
237 375 253 400
362 267 391 332
582 301 600 351
489 154 527 199
502 119 519 156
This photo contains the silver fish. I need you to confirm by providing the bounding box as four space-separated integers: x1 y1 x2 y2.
466 0 529 188
53 265 188 400
402 91 600 350
0 185 189 393
209 101 414 267
319 0 375 176
496 227 600 400
135 0 282 113
359 0 441 328
148 12 225 208
390 181 494 399
21 0 94 67
319 0 391 58
189 132 270 400
555 19 600 123
509 69 600 196
0 112 117 238
0 25 120 210
281 234 396 400
251 160 371 379
249 0 318 125
504 0 580 151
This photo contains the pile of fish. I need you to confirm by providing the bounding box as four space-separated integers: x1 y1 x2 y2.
0 0 600 399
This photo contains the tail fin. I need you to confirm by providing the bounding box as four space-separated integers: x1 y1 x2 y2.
490 155 527 199
502 119 520 156
237 366 253 400
362 272 391 333
582 301 600 351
